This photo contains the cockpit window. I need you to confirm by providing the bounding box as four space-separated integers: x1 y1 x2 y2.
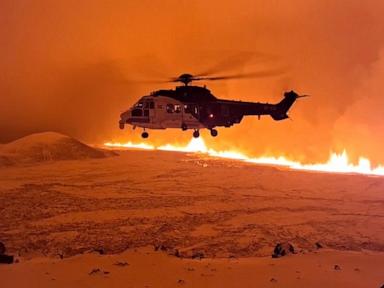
135 102 144 108
131 109 142 117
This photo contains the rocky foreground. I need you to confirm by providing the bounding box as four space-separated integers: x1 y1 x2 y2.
1 247 384 288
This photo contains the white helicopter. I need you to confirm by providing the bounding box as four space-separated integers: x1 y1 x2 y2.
119 73 304 138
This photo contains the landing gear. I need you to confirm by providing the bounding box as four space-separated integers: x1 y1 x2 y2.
181 123 188 131
210 129 218 137
119 122 124 130
141 131 149 139
193 130 200 138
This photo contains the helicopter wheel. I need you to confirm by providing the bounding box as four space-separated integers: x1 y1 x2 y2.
210 129 218 137
119 122 124 130
181 123 188 131
193 130 200 138
141 131 149 139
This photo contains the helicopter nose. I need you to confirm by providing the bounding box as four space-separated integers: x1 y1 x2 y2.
120 110 130 118
120 111 131 124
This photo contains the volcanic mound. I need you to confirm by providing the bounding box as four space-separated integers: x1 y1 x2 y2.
0 132 115 165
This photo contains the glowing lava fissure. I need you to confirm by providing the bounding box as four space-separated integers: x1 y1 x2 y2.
104 138 384 176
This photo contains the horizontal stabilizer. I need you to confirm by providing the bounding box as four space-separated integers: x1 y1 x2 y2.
271 113 289 121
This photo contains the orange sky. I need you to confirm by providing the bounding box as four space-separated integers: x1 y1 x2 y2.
1 0 384 163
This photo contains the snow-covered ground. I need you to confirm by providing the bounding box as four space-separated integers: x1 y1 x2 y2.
1 133 383 287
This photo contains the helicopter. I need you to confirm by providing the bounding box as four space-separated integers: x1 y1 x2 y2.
119 72 306 138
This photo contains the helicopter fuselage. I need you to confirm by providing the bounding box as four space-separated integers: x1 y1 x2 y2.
119 85 300 138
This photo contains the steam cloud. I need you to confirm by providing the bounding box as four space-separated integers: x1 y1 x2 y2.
1 0 384 162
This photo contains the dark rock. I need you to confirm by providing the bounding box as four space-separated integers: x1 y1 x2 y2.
315 242 323 249
177 249 205 259
93 248 105 255
334 265 341 271
89 268 101 275
0 254 14 264
154 244 168 252
169 248 180 258
0 241 13 264
270 278 278 283
272 242 295 258
0 242 5 255
191 251 205 259
177 279 185 285
114 261 129 267
154 244 180 258
88 268 109 275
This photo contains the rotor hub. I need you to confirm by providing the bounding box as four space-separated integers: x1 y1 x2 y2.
177 73 194 85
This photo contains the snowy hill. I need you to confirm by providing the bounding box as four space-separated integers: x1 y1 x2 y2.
0 132 115 165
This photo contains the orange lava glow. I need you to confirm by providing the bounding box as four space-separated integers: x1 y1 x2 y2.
104 138 384 176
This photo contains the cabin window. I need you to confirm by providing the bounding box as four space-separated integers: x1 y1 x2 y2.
184 104 198 115
144 109 149 117
166 104 174 113
149 101 155 109
131 109 142 117
174 104 181 113
184 104 194 113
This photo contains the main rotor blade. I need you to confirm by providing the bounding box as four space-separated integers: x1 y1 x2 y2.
195 68 286 81
125 79 168 84
195 51 276 77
